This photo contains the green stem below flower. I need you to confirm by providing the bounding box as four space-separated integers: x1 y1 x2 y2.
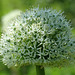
36 65 45 75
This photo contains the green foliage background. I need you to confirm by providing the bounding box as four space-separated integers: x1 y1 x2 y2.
0 0 75 75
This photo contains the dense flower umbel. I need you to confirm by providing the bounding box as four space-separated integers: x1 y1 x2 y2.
0 8 75 67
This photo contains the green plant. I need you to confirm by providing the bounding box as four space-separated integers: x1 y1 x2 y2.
0 7 75 75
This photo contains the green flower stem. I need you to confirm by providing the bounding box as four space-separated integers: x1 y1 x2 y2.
36 65 45 75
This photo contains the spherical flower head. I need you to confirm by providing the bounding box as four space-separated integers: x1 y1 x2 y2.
0 7 75 68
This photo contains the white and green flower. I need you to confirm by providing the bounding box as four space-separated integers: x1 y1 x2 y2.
0 7 75 68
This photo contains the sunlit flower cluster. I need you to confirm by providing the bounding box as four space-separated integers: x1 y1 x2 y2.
2 10 21 32
0 7 75 68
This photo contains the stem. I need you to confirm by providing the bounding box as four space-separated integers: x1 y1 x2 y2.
36 65 45 75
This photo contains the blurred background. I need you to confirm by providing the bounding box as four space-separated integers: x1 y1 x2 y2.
0 0 75 75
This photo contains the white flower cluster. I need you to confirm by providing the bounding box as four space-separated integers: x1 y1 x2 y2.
0 7 75 68
2 10 21 32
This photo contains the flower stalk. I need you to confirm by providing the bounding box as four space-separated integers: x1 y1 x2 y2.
36 65 45 75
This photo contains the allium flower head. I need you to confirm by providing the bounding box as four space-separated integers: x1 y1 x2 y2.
0 7 75 68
